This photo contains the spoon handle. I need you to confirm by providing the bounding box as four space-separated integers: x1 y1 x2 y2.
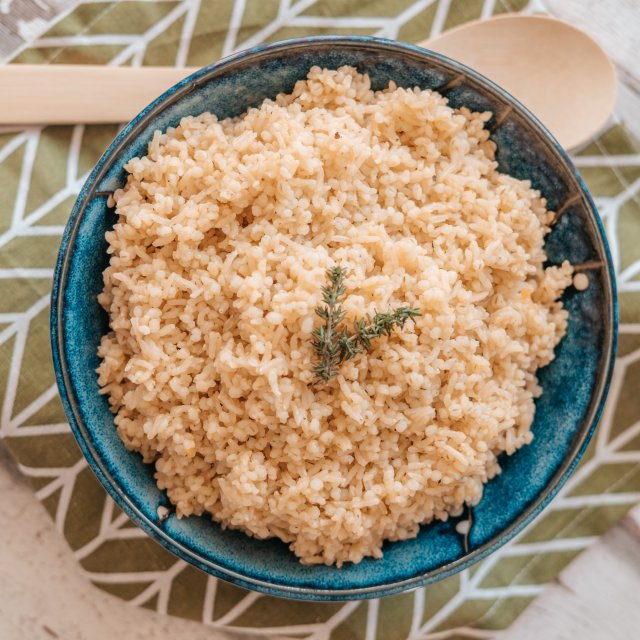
0 64 199 124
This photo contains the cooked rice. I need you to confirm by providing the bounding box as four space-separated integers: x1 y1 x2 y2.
97 66 572 566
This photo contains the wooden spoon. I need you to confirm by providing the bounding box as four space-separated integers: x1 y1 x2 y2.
0 15 616 149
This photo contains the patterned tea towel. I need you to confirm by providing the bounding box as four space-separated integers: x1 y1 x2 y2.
1 1 639 638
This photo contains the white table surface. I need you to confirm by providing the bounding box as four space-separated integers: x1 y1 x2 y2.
1 1 639 638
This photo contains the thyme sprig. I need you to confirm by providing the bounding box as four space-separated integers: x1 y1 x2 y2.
311 266 349 382
311 266 421 382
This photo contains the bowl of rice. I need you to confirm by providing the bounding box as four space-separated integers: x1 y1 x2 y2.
51 36 617 600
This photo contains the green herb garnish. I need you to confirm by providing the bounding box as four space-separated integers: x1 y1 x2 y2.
311 266 421 382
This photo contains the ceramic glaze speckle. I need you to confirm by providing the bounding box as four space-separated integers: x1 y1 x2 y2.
50 36 617 601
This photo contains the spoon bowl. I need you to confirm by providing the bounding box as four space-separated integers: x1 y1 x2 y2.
418 15 617 149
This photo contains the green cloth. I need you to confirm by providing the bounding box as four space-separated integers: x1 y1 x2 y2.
2 1 640 637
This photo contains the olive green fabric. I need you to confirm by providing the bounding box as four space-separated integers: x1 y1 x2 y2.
1 1 639 637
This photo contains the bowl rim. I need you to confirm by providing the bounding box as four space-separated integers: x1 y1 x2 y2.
50 34 618 601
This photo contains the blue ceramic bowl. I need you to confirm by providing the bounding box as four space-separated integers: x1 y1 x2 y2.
51 36 617 601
